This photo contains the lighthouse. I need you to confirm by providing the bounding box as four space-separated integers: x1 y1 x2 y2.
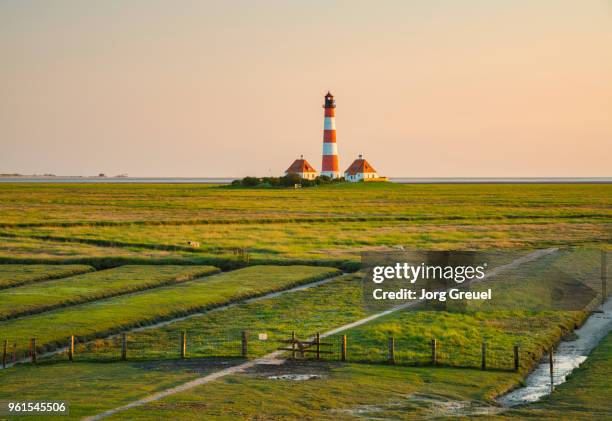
321 91 340 178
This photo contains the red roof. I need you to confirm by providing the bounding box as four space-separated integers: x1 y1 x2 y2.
286 158 317 174
345 159 377 175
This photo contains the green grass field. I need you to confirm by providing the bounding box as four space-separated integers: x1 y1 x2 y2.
0 361 208 420
5 219 607 263
0 183 609 225
0 183 608 420
0 184 609 265
105 364 511 421
49 258 582 373
95 333 612 420
0 360 516 421
0 265 219 320
0 265 340 354
0 264 93 289
0 264 585 420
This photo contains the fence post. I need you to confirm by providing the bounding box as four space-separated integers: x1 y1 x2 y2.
513 345 519 371
68 336 74 362
602 250 607 308
316 332 321 360
341 335 347 362
180 331 186 359
388 337 395 364
481 340 487 370
31 338 37 364
2 340 7 369
121 333 127 361
291 331 296 360
549 348 554 391
241 331 248 358
431 339 437 365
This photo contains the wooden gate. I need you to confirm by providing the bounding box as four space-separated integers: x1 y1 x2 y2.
277 332 333 360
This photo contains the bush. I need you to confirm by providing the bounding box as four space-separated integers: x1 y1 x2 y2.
229 174 346 188
279 174 302 187
241 176 261 187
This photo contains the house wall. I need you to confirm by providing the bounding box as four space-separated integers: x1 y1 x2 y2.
344 172 379 182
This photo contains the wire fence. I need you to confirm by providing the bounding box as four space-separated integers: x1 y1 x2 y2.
2 330 536 372
314 334 523 371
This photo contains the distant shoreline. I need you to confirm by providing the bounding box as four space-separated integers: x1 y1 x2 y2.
0 176 610 184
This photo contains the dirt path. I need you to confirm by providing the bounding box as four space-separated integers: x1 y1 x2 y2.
84 248 556 421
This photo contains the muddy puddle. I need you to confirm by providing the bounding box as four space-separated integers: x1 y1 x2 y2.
332 393 503 419
267 374 321 381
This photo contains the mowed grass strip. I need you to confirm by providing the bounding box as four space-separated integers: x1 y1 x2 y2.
0 265 220 320
0 265 340 353
0 264 93 289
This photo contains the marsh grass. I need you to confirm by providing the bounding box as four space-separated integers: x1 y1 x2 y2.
0 183 609 226
0 265 220 320
58 267 583 374
0 264 93 289
0 183 609 264
0 265 340 354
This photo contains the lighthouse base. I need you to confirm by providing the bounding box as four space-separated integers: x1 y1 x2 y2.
320 171 341 179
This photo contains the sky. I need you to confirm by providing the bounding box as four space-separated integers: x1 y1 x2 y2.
1 0 610 177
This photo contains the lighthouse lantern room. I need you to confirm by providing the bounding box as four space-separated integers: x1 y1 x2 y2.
321 92 340 178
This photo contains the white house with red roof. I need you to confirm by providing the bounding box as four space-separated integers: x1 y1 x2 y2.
285 155 318 180
344 155 379 182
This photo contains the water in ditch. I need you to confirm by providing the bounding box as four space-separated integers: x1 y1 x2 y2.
498 297 611 406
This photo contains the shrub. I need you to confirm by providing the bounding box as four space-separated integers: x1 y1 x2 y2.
229 174 346 188
241 176 261 187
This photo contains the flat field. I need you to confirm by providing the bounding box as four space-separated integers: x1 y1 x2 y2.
0 183 608 420
0 183 609 264
0 183 609 225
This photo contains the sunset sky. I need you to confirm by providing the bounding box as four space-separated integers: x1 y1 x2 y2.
1 0 610 177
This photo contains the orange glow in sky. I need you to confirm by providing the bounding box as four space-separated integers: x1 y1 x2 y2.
1 0 610 177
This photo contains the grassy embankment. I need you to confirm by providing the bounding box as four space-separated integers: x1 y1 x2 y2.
0 264 93 289
0 265 340 355
0 265 219 320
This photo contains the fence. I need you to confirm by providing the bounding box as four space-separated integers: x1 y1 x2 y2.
307 334 524 371
3 330 532 373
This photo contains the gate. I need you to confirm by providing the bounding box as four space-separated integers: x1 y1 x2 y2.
276 332 334 360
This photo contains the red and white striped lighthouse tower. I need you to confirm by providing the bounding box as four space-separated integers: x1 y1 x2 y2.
321 91 340 178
